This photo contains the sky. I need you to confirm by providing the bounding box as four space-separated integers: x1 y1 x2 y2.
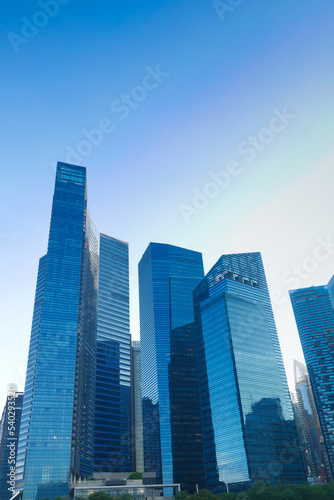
1 0 334 408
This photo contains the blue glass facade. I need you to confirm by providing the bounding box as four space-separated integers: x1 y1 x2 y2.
17 163 91 500
194 253 306 491
74 213 100 478
292 360 331 482
290 283 334 478
132 341 144 473
94 235 131 473
16 163 131 500
0 392 23 500
16 255 47 493
169 322 205 491
139 243 205 490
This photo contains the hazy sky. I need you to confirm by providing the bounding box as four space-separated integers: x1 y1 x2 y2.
1 0 334 408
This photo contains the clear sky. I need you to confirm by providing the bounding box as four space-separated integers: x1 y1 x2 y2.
1 0 334 408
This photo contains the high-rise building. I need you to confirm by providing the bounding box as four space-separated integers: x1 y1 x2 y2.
292 360 331 482
0 391 23 500
139 243 205 492
193 252 306 491
94 235 131 473
131 341 144 473
16 163 131 500
168 321 205 491
290 283 334 478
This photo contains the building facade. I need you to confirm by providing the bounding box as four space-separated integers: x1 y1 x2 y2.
292 360 331 482
132 341 144 473
16 163 131 500
94 234 131 474
72 475 180 500
193 252 306 491
168 321 204 491
0 391 23 500
290 283 334 478
139 243 205 492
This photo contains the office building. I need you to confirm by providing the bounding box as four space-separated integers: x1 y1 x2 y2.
94 235 131 473
0 391 23 500
16 163 131 500
193 252 306 491
168 320 205 492
290 283 334 478
139 243 205 492
292 360 331 482
131 341 144 473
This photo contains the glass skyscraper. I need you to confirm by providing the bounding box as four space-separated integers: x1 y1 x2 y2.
292 360 331 482
94 235 131 473
131 341 144 473
16 163 131 500
139 243 205 492
290 282 334 479
193 252 306 491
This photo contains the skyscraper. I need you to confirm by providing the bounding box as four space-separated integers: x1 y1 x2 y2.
139 243 205 492
94 235 131 473
16 163 131 500
131 341 144 473
292 360 331 482
193 252 306 491
0 391 23 500
290 283 334 478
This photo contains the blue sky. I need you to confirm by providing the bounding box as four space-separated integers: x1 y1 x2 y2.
1 0 334 406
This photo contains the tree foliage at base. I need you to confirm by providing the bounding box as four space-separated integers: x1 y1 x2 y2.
174 482 334 500
128 472 143 479
88 492 134 500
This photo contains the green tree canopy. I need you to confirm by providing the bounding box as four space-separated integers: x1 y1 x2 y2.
88 492 114 500
117 494 134 500
173 482 334 500
128 472 143 479
175 491 190 500
188 488 220 500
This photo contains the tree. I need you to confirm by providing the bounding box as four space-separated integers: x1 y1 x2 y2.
128 472 143 479
175 491 190 500
188 488 220 500
236 481 269 500
323 481 334 500
171 482 334 500
118 494 134 500
291 483 327 500
88 492 114 500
